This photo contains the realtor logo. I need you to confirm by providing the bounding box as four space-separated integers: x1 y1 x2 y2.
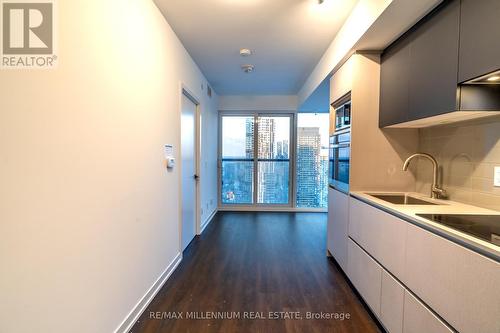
1 0 57 68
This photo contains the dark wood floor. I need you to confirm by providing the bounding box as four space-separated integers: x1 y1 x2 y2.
131 212 381 333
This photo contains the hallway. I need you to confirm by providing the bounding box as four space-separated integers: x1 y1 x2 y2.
132 212 381 333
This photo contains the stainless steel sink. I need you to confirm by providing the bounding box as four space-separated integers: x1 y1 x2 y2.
369 194 440 205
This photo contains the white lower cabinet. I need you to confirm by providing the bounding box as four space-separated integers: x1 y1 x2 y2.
346 197 500 333
348 242 453 333
403 291 453 333
327 187 349 271
347 238 382 317
380 270 404 333
349 198 407 278
405 223 500 333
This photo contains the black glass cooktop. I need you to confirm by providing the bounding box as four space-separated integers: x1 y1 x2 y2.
417 214 500 246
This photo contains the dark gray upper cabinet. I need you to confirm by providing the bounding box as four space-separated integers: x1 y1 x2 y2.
408 0 460 120
459 0 500 82
379 37 411 127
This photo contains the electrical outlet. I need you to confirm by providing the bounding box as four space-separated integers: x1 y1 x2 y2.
494 167 500 187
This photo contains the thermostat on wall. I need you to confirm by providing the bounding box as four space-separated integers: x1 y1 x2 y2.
495 167 500 187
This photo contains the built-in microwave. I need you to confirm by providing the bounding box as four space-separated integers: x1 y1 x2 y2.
334 100 351 131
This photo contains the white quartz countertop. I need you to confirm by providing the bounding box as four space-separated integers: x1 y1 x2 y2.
350 191 500 261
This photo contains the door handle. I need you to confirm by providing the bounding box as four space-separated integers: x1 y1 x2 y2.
194 174 200 180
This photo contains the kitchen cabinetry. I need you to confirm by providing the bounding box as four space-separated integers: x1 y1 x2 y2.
405 223 500 333
379 0 500 127
349 199 406 278
347 196 500 333
379 1 460 127
327 187 349 272
380 270 404 333
379 37 410 126
408 0 459 121
347 236 449 333
347 239 382 317
403 291 453 333
330 57 353 105
458 0 500 82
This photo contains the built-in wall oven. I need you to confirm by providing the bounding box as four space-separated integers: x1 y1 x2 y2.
329 96 351 192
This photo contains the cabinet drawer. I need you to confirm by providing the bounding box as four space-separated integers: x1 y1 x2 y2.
403 291 453 333
381 270 404 333
349 198 406 278
405 224 500 333
347 238 382 317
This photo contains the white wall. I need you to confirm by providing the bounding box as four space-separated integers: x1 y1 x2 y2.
0 1 218 332
219 95 298 111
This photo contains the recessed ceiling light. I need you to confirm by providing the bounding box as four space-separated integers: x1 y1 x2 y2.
487 76 500 82
241 64 254 73
240 48 252 56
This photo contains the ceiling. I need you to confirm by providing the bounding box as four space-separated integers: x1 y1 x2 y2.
154 0 358 95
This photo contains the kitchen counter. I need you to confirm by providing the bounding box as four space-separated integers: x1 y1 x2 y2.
350 191 500 262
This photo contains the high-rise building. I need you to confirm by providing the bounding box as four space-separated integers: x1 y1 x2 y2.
318 155 329 207
253 118 286 204
245 118 254 158
296 127 322 208
257 118 275 159
283 140 289 159
277 141 283 159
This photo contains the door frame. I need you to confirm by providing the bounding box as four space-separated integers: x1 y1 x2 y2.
178 83 201 253
217 111 296 210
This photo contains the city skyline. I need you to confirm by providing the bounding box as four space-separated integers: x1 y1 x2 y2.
221 114 328 208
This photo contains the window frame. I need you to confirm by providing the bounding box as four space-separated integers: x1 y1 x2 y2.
218 111 295 209
218 111 327 212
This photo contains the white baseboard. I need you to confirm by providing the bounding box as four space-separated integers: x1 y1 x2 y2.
200 209 217 234
114 252 182 333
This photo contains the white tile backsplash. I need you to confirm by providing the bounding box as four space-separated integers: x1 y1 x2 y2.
416 116 500 211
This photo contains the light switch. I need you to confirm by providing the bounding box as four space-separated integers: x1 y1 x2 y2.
495 167 500 187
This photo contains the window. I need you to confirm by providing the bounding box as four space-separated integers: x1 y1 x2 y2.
296 113 329 208
220 112 328 209
221 116 254 204
257 116 290 204
220 114 292 206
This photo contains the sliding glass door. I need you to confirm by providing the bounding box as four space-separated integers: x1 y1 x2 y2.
220 113 293 207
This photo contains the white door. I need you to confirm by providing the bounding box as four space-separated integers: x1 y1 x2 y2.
181 93 197 251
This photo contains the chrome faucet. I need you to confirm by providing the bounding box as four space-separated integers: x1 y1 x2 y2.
403 153 447 199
